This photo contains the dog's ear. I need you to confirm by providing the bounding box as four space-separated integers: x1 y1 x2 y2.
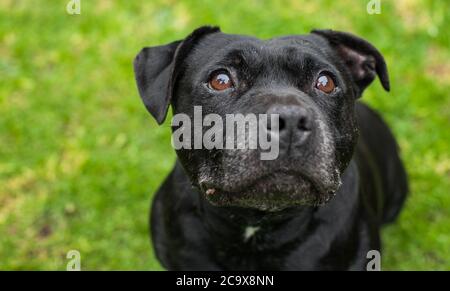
133 26 220 124
311 29 389 97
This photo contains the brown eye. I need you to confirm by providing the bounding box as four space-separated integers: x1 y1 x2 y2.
208 71 233 91
315 73 335 93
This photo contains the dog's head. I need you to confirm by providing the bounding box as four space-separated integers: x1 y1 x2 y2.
134 26 389 211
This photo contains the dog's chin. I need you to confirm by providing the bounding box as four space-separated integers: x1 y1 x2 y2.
200 172 339 212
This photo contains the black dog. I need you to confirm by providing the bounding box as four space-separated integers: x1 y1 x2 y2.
133 27 408 270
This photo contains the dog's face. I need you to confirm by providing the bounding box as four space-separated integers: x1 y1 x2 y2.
134 27 389 211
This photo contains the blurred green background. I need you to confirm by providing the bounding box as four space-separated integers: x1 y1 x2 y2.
0 0 449 270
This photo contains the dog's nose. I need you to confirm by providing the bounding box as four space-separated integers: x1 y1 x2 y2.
266 105 312 144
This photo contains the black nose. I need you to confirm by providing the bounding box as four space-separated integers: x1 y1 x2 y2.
266 105 312 144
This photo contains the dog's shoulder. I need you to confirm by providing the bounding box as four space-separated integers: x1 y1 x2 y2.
355 102 408 224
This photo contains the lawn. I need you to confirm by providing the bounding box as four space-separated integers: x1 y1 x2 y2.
0 0 449 270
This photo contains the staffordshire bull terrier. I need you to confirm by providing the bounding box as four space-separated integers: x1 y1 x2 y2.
133 26 408 270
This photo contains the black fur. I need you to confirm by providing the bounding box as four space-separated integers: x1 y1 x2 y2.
133 27 408 270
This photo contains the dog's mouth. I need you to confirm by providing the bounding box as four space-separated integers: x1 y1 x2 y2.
199 171 338 211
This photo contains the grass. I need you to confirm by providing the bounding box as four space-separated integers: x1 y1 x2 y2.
0 0 449 270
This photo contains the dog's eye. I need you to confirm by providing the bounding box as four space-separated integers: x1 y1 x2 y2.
208 71 233 91
315 73 335 94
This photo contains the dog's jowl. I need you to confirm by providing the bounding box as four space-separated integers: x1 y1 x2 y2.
133 26 408 270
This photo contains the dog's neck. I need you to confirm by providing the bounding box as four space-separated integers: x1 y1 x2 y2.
197 160 360 248
200 199 316 246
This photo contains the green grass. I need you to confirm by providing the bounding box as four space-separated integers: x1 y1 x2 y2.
0 0 449 270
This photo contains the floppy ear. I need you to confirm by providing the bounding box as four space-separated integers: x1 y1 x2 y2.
311 29 390 97
133 26 220 124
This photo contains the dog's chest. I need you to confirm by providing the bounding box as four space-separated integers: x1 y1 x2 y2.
206 225 299 270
